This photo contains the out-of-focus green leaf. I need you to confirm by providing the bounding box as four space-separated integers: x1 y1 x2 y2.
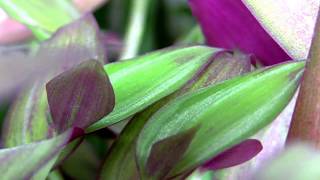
136 61 304 178
1 15 106 147
187 170 214 180
178 25 204 45
87 46 218 132
0 0 79 40
61 141 100 180
255 144 320 180
99 51 252 180
0 127 83 180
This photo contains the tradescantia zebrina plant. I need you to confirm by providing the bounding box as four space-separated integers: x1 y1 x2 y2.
0 0 315 179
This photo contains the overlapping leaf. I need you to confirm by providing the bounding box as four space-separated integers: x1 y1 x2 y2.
0 59 115 179
88 46 218 132
136 61 304 178
47 60 114 133
2 14 106 147
99 50 252 179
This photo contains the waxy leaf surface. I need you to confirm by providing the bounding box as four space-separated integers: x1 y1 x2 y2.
99 50 252 179
136 61 304 177
88 46 218 132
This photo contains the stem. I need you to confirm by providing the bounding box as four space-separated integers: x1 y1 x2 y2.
120 0 150 60
287 8 320 147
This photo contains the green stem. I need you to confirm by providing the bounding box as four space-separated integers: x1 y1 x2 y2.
287 8 320 147
120 0 150 60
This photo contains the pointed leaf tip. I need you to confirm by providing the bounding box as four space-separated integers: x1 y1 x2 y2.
46 60 115 133
145 126 199 179
201 139 263 170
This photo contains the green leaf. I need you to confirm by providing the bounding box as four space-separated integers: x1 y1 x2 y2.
87 46 218 132
0 0 79 40
136 61 304 178
99 50 252 180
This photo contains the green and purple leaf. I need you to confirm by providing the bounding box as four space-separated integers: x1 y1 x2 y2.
99 50 252 180
0 127 83 179
188 0 291 65
88 46 219 132
0 59 115 179
47 60 115 133
136 60 304 178
1 14 107 147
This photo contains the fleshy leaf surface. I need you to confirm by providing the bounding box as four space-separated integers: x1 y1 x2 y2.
88 46 218 132
99 50 252 180
136 61 304 177
189 0 291 65
47 60 115 133
0 0 79 40
201 139 263 170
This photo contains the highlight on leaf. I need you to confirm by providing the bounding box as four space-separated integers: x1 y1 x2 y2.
136 61 304 178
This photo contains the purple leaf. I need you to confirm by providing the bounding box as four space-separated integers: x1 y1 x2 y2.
201 139 263 170
145 127 198 179
189 0 291 65
46 60 115 133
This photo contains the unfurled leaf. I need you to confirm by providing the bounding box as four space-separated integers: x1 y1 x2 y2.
189 0 291 65
0 127 83 180
99 50 252 180
88 46 218 132
201 139 262 170
136 61 304 178
47 60 115 133
1 14 106 147
0 0 79 40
